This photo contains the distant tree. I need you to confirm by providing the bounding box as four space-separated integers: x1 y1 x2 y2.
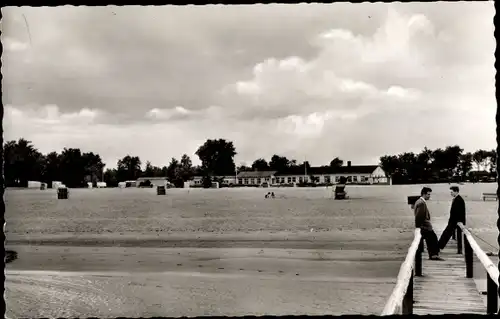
329 157 343 168
45 151 62 185
487 149 497 173
143 161 155 177
201 175 212 188
116 155 142 181
398 152 417 183
195 139 237 176
4 138 44 187
379 155 399 178
82 152 105 184
298 161 311 173
167 158 182 187
473 150 489 171
59 148 87 187
3 140 19 186
180 154 194 181
431 148 448 181
269 155 291 172
457 152 473 182
237 164 252 172
104 168 118 187
415 147 433 182
442 145 463 179
251 158 269 171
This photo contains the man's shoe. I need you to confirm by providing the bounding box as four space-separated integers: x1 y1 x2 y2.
429 255 444 261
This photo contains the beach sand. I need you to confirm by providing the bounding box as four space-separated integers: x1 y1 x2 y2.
6 184 498 317
6 229 412 317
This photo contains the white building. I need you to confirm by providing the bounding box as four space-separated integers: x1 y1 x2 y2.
136 177 169 187
189 175 237 187
235 162 388 186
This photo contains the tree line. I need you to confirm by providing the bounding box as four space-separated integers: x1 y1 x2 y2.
379 146 497 184
3 138 496 188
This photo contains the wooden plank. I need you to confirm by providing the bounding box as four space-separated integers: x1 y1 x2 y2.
412 223 486 315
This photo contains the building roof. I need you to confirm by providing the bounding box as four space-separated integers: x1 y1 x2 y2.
237 170 277 178
274 165 380 176
192 175 236 179
136 177 167 181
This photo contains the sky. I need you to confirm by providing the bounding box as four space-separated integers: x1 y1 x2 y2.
2 3 496 169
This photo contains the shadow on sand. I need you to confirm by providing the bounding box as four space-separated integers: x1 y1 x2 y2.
6 250 18 264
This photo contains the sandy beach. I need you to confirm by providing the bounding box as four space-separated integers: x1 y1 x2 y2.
6 229 411 317
5 184 499 317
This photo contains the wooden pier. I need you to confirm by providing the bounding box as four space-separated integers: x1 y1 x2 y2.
382 222 499 315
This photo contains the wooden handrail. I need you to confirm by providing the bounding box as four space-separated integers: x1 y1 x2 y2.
457 222 499 314
381 228 422 315
457 223 499 285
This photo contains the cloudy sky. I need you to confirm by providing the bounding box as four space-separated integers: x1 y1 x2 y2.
2 3 496 169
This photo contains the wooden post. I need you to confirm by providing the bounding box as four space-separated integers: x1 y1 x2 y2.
415 238 423 277
464 236 473 278
487 273 498 314
402 272 414 315
457 227 463 254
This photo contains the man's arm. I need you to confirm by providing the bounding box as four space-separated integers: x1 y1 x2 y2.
450 197 466 222
456 197 466 223
414 201 426 228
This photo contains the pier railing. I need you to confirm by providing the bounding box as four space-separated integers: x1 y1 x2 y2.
457 222 499 314
381 228 422 315
381 223 499 315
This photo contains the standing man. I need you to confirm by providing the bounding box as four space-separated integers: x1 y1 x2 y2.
414 187 444 260
438 186 466 250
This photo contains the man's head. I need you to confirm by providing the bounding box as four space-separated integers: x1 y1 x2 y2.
421 187 432 200
450 186 459 198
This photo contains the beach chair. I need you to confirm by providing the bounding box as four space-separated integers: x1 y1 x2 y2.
407 195 420 210
334 185 347 200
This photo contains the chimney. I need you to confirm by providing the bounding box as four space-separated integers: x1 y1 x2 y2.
347 161 351 167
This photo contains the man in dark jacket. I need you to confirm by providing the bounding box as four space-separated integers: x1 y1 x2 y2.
414 187 443 260
438 186 466 249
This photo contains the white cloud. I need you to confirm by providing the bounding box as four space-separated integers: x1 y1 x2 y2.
222 7 436 123
2 4 495 168
2 36 29 51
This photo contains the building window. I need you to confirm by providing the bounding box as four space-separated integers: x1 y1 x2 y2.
335 176 340 182
250 178 255 184
244 179 249 184
287 177 292 183
257 178 261 184
347 176 352 182
238 179 243 184
353 176 358 182
280 177 285 183
299 177 303 182
325 176 331 183
271 178 275 184
292 177 296 183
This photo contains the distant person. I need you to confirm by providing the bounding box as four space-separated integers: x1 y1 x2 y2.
271 192 275 198
414 187 443 261
438 186 466 250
